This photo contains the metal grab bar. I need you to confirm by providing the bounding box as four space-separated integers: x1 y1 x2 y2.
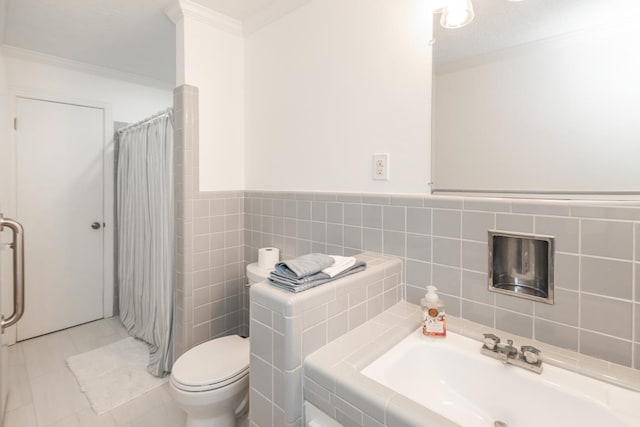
0 214 25 331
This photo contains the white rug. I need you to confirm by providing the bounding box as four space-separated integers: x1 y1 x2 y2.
66 337 168 414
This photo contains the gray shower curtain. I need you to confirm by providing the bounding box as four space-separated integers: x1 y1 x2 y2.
116 110 174 377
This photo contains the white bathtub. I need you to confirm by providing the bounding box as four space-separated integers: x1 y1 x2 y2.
361 328 640 427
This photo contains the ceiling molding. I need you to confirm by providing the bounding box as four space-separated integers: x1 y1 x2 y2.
166 0 310 37
164 0 183 24
243 0 311 36
166 0 243 36
1 44 175 91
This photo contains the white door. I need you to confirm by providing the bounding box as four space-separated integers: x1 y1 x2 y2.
16 97 104 341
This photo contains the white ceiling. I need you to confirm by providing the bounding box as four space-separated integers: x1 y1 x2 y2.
2 0 177 84
434 0 640 65
192 0 280 21
0 0 302 86
7 0 635 86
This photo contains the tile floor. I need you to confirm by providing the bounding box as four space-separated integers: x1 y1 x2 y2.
4 317 186 427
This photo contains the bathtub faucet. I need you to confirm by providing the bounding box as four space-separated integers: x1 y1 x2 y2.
481 333 543 374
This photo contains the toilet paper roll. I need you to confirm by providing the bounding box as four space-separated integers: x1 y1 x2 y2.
258 247 280 270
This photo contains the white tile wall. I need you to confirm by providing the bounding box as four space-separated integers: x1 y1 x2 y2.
248 253 402 427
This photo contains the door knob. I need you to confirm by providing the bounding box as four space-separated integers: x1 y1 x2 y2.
91 222 101 230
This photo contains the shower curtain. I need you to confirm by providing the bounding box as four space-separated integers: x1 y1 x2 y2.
116 110 174 377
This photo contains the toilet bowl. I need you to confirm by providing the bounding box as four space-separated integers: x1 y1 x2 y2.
170 262 271 427
170 335 250 427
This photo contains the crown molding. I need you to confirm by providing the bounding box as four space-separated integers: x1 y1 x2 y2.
165 0 310 37
0 45 175 91
243 0 311 36
165 0 243 36
164 0 183 24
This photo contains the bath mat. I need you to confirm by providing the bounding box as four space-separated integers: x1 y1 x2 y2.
66 337 167 414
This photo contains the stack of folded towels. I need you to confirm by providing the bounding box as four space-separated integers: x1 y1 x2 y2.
268 253 366 293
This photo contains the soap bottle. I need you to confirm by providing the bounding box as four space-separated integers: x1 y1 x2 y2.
421 286 446 337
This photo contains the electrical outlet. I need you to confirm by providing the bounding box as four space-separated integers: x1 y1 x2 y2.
372 153 389 181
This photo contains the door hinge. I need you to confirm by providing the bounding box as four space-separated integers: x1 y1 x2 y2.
13 117 17 131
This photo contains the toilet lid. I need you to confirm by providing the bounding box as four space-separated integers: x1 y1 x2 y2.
172 335 250 389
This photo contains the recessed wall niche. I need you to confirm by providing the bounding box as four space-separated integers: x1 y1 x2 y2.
488 230 555 305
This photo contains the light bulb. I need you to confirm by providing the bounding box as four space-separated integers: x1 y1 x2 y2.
440 0 475 29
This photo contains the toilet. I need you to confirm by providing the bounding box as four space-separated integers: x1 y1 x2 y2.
169 262 272 427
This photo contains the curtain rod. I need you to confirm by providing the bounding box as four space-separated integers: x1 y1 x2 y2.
117 108 173 134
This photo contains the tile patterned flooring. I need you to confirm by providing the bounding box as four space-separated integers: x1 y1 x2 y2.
4 317 186 427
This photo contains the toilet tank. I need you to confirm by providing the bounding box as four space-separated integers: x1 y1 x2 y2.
246 263 272 285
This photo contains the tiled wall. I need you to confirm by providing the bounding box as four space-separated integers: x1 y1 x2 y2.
173 85 246 359
304 302 441 427
171 102 640 373
244 191 640 369
248 253 403 427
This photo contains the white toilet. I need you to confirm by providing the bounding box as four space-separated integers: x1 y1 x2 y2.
169 263 272 427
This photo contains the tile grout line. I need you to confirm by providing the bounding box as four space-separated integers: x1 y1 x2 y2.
492 212 497 329
577 218 582 354
456 210 463 316
632 223 636 368
401 205 407 302
532 215 538 340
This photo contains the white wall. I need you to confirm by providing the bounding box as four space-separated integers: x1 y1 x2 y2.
0 51 173 218
0 51 172 325
244 0 432 194
176 7 245 192
3 52 172 123
433 26 640 194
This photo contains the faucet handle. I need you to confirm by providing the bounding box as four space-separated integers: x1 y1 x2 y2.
483 333 500 350
503 339 518 358
521 345 541 364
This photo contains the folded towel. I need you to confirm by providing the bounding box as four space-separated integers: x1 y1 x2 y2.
322 256 356 278
268 261 367 293
273 253 335 279
269 269 329 285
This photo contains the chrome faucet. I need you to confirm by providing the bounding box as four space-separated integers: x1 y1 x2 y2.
481 333 543 374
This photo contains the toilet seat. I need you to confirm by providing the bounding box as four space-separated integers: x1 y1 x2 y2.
171 367 249 392
171 335 250 393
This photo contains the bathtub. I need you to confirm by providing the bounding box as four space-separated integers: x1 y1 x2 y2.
361 328 640 427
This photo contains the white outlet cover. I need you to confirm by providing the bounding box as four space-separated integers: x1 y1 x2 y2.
372 153 389 181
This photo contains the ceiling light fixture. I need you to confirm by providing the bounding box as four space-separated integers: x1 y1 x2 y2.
430 0 524 30
430 0 475 29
